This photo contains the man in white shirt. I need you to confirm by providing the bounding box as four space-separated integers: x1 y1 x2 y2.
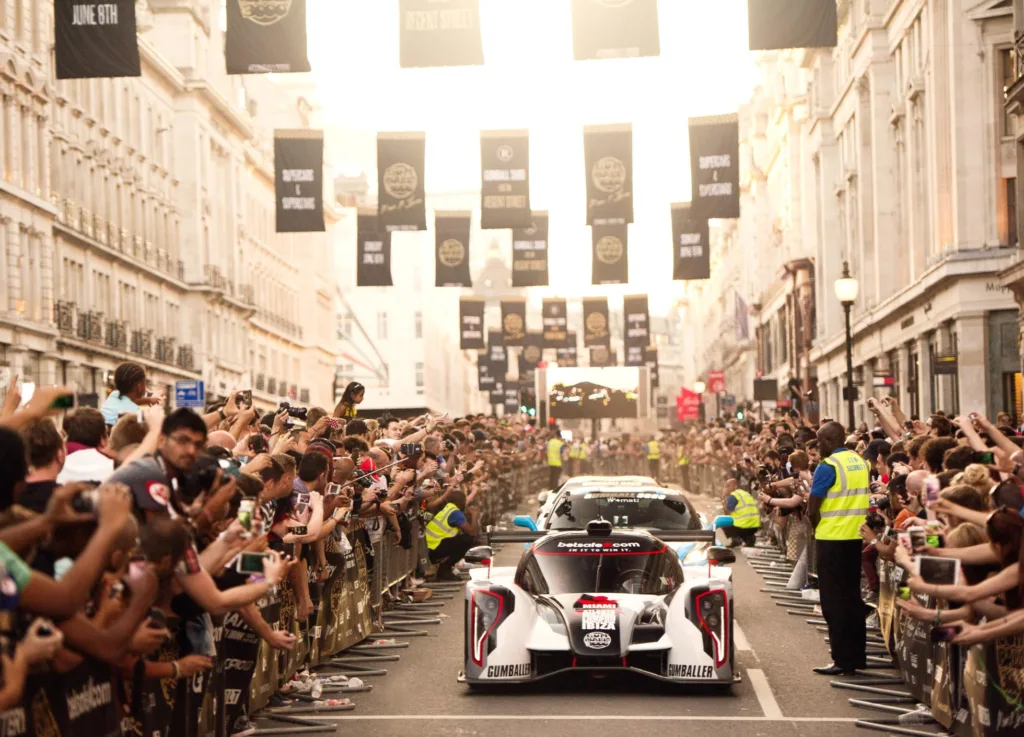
57 408 115 483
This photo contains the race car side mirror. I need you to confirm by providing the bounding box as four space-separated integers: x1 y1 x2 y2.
537 491 549 504
514 515 538 531
464 546 494 564
706 546 736 565
712 515 734 530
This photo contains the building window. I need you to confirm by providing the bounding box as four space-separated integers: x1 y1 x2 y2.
1008 178 1018 248
377 312 387 340
1002 47 1017 137
414 311 423 339
415 362 425 390
779 311 788 364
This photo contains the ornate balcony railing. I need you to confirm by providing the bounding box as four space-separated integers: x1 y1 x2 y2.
176 344 195 371
105 321 128 352
54 301 75 335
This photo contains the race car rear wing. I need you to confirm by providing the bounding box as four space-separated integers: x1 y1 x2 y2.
486 528 717 545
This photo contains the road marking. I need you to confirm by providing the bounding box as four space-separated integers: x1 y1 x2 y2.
733 622 753 653
309 715 857 722
747 668 783 720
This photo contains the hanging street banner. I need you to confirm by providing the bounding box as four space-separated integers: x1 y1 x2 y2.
399 0 484 68
487 330 508 377
590 346 615 368
571 0 660 61
356 209 392 287
747 0 838 52
511 212 549 288
542 298 569 348
378 132 427 231
644 345 659 388
459 297 486 350
689 114 740 220
504 384 520 413
584 124 634 224
226 0 311 74
434 211 473 287
557 332 579 367
490 377 506 406
55 0 141 79
501 298 528 346
622 294 650 360
519 331 544 386
274 130 325 233
582 297 611 348
592 222 629 285
672 202 711 280
677 388 701 422
481 130 531 229
478 357 496 391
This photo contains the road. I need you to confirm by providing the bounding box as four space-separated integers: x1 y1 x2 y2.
314 492 868 737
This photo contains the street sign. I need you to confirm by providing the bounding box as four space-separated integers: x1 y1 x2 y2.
933 354 958 376
708 370 726 394
175 380 205 409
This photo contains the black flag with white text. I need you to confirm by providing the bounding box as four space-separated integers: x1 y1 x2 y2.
478 359 496 392
400 0 484 68
487 330 508 377
378 133 427 231
592 222 629 285
644 345 659 388
226 0 311 74
689 114 740 219
275 130 325 233
357 209 392 287
584 124 633 224
572 0 660 61
459 297 486 350
582 297 611 348
557 332 579 367
481 130 531 229
623 294 650 365
511 213 549 288
519 332 544 386
542 298 569 349
672 202 710 280
55 0 140 79
501 298 528 347
434 212 472 287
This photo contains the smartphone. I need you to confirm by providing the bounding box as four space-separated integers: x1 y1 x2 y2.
238 498 255 533
924 475 940 505
290 525 308 537
50 393 76 410
325 483 342 496
236 455 251 465
931 625 960 643
972 451 995 465
148 608 168 629
914 555 961 586
236 552 269 575
897 531 914 554
238 390 252 408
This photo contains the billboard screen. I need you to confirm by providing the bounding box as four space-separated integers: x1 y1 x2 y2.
546 366 640 419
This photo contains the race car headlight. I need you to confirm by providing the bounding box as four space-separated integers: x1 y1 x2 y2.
536 601 567 636
470 589 504 666
682 545 706 567
695 589 729 669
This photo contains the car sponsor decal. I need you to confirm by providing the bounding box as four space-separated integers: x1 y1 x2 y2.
486 663 530 678
583 632 612 649
539 540 656 556
581 493 666 501
581 609 616 631
667 663 716 679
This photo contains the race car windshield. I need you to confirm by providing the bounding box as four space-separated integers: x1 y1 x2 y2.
547 493 701 531
519 545 679 596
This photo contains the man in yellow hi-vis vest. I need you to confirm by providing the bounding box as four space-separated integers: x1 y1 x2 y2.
546 429 566 490
808 421 870 676
645 437 661 480
677 442 691 490
720 478 760 547
425 490 479 582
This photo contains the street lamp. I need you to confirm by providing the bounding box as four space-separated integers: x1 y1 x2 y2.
694 380 706 395
834 261 859 431
693 381 707 423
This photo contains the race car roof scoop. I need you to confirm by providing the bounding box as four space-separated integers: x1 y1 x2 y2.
586 519 614 536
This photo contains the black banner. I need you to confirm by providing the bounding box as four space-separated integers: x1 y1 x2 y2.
747 0 838 51
55 0 140 79
501 298 528 346
689 114 740 220
585 124 633 224
542 298 569 348
582 297 611 348
478 359 496 392
672 202 711 280
592 222 629 285
459 297 486 350
590 346 615 367
226 0 311 74
511 212 549 288
572 0 660 60
481 130 531 229
490 376 506 406
644 345 659 388
623 294 650 360
400 0 484 68
504 384 520 413
434 211 473 287
357 209 393 287
519 331 544 386
378 133 427 231
274 130 325 233
557 332 579 367
487 330 508 376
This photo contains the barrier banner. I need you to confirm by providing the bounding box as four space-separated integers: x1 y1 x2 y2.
688 115 740 220
400 0 484 68
557 332 579 367
434 211 473 287
357 209 393 286
672 202 711 280
378 133 427 231
55 0 140 79
623 294 650 363
519 331 544 385
965 636 1024 736
511 212 549 287
217 606 262 735
460 297 486 350
481 130 531 228
584 124 633 224
747 0 838 52
592 222 629 284
542 298 569 348
226 0 311 74
501 298 528 346
582 297 611 348
571 0 660 60
590 346 615 367
274 130 325 233
643 345 659 388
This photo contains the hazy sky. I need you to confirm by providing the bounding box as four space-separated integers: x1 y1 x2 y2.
306 0 759 310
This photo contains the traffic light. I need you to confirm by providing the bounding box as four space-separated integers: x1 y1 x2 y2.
520 387 537 417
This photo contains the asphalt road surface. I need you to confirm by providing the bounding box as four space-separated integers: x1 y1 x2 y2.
315 490 868 737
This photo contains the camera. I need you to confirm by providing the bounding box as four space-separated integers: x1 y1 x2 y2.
71 486 101 513
875 495 891 511
353 471 375 489
278 402 308 421
401 443 423 458
865 512 887 533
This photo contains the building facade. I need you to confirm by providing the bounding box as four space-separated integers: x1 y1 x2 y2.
0 0 338 411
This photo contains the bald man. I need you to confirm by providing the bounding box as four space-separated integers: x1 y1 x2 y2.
207 430 236 450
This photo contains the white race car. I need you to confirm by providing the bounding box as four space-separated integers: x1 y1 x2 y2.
457 520 738 687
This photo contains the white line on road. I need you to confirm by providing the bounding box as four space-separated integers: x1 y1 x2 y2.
733 622 753 653
308 715 857 722
747 668 784 720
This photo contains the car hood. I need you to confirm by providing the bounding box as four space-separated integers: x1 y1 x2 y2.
546 593 664 657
